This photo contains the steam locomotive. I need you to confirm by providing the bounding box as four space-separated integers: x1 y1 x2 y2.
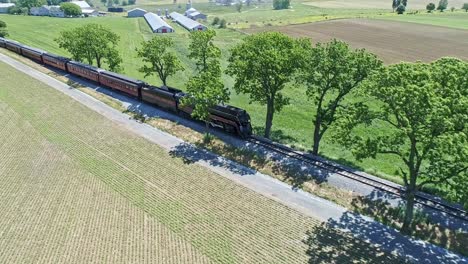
0 37 252 138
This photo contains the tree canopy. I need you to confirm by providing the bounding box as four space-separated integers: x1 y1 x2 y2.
17 0 45 9
437 0 448 10
273 0 290 9
227 31 302 138
136 36 184 87
335 58 468 234
463 3 468 11
188 29 221 72
184 30 229 126
0 20 8 38
426 2 436 11
60 2 82 16
297 39 382 155
55 24 122 71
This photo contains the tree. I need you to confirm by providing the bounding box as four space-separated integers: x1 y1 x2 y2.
184 69 229 128
47 0 63 5
297 40 382 155
188 29 220 72
0 20 8 38
426 2 435 12
183 30 229 129
55 24 122 71
122 0 127 5
219 19 227 28
437 0 448 11
396 3 406 13
212 17 220 25
335 59 468 235
463 3 468 11
100 0 107 4
60 2 82 16
235 1 242 12
392 0 398 10
227 32 302 138
273 0 289 9
113 0 119 5
128 0 135 4
17 0 45 9
136 37 184 87
393 0 407 11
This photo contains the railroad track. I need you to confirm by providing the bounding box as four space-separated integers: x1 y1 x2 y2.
248 135 468 221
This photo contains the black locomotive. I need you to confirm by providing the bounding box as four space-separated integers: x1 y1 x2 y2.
0 37 252 138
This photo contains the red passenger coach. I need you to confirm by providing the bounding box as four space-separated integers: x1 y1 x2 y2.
42 53 70 71
0 37 6 48
67 61 102 83
20 46 45 63
5 40 22 54
141 86 181 112
99 71 144 98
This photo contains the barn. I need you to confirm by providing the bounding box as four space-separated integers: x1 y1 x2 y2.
127 8 147 17
170 12 207 32
0 3 14 13
188 11 206 21
144 12 174 33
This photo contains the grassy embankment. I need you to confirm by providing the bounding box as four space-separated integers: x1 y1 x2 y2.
1 11 467 186
0 60 407 263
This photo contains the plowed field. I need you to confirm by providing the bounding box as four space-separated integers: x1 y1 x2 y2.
0 61 403 263
245 19 468 64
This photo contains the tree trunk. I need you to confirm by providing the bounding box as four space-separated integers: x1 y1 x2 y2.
264 100 274 139
312 115 322 155
401 189 415 235
96 56 101 68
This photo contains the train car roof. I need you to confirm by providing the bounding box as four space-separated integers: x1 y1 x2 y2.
68 60 103 72
43 52 71 61
101 70 145 85
212 104 247 116
21 45 45 54
144 85 183 93
0 37 5 42
5 39 22 46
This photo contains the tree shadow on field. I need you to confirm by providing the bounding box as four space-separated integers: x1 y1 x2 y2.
305 204 468 264
352 190 468 257
169 142 255 176
304 222 407 264
253 126 297 145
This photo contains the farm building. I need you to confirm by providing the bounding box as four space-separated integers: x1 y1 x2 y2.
30 5 64 17
71 1 97 16
70 1 90 9
188 11 206 20
82 9 99 16
144 12 174 33
184 7 196 16
127 8 147 17
184 7 206 20
170 12 207 31
0 3 14 13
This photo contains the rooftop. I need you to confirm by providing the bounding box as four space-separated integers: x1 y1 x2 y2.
144 12 173 31
170 12 205 30
0 3 15 7
70 1 91 9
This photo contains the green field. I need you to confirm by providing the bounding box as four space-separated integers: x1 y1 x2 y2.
0 14 407 182
0 61 405 263
380 12 468 29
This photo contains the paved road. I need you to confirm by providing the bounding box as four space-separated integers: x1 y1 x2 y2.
1 53 466 264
